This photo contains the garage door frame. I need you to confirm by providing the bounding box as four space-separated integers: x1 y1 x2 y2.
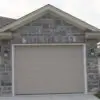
12 43 87 96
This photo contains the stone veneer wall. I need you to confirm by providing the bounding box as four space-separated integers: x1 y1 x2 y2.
86 39 99 92
12 13 85 44
0 13 99 96
0 40 12 96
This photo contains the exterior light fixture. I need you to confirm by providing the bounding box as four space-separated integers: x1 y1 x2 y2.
90 48 95 56
4 50 9 57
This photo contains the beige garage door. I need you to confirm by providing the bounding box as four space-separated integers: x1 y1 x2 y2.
14 45 85 95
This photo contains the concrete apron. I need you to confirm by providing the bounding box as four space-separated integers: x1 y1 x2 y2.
0 94 99 100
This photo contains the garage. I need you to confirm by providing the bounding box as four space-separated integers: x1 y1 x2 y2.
13 44 85 95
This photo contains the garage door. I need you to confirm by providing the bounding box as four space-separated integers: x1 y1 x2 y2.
14 45 85 95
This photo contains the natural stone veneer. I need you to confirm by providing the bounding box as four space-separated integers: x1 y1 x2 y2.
13 13 85 44
0 13 99 96
86 39 99 92
0 40 12 96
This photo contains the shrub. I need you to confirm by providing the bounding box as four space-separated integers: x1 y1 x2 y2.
95 91 100 98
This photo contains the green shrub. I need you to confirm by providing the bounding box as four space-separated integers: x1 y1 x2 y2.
95 91 100 98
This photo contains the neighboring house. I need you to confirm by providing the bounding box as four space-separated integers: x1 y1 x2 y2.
0 16 16 28
97 49 100 91
0 4 99 96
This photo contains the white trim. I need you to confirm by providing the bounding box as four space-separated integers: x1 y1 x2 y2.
12 43 85 46
12 45 15 96
83 44 88 94
12 43 88 96
85 32 100 40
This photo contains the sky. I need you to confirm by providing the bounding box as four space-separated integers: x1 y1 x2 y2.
0 0 100 28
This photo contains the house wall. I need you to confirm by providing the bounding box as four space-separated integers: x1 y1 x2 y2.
86 40 99 92
0 13 99 96
98 57 100 90
12 13 85 44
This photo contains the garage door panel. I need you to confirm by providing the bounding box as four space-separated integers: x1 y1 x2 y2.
14 45 84 94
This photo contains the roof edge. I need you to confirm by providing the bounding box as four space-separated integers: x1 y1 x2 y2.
0 4 99 32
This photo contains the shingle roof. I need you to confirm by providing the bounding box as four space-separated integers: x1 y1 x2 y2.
0 16 16 28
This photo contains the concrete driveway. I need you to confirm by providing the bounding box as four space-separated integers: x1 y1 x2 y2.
0 94 99 100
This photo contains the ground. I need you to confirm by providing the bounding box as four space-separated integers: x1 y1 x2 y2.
0 94 99 100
